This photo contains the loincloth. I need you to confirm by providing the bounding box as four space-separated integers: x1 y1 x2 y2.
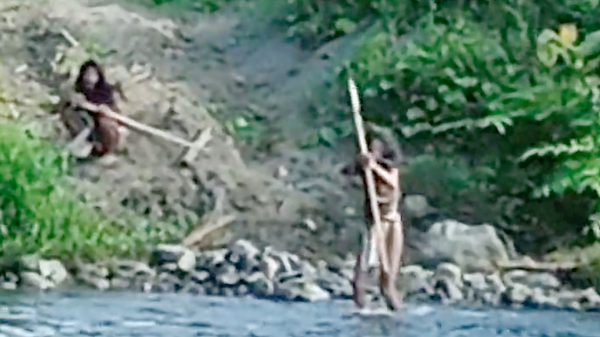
360 212 402 269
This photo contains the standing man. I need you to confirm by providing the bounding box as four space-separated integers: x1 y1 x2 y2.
342 136 404 311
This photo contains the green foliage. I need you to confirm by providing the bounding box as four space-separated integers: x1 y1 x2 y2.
282 0 600 251
0 123 170 263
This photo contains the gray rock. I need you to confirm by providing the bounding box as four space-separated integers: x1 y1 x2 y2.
190 270 211 283
525 287 560 309
579 287 600 310
38 260 69 285
434 278 464 303
502 283 532 305
0 281 16 290
522 272 561 290
481 292 500 306
236 284 249 296
155 272 180 293
485 272 506 294
245 272 274 297
463 273 487 291
260 256 279 280
20 272 54 290
400 265 434 296
75 264 110 291
315 266 352 299
275 278 330 302
410 220 509 273
227 240 261 273
110 277 131 290
19 254 41 272
434 263 462 286
217 264 240 286
402 194 437 219
151 244 196 272
112 260 156 279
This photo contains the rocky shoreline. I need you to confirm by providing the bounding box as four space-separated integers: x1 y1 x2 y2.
1 239 599 312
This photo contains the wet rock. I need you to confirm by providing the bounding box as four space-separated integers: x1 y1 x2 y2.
502 283 532 305
275 278 330 302
485 272 506 294
19 272 55 290
75 263 110 291
504 270 560 290
315 264 352 299
217 264 240 286
110 277 131 290
434 263 462 286
434 278 464 303
524 287 560 310
400 265 434 296
245 272 274 298
578 287 600 311
463 273 487 291
151 244 196 272
410 220 509 272
228 239 260 272
154 272 181 293
190 270 211 284
260 255 279 280
0 272 18 291
38 259 69 285
236 284 249 296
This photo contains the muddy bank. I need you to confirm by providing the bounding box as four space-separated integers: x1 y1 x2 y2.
1 239 598 312
0 0 361 259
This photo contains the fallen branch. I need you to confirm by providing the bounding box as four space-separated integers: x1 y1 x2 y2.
348 78 390 275
60 28 79 47
181 214 236 248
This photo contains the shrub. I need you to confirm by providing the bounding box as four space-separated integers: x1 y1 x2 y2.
0 123 167 262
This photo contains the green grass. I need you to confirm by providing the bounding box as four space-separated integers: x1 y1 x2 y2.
0 123 170 263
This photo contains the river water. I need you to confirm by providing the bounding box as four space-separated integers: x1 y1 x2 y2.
0 291 598 337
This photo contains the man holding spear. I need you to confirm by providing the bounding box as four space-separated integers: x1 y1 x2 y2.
342 78 404 311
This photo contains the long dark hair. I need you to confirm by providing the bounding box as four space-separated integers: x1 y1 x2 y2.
74 59 115 106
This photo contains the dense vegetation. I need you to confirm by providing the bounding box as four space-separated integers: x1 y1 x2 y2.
0 123 175 263
281 0 600 259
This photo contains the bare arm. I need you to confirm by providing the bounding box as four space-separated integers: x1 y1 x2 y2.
370 163 398 187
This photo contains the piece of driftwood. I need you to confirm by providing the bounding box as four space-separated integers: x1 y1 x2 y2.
348 78 390 275
495 258 579 272
181 214 236 248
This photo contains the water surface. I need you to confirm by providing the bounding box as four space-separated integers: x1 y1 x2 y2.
0 291 597 337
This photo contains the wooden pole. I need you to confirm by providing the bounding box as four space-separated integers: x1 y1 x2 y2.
77 100 203 149
347 78 390 275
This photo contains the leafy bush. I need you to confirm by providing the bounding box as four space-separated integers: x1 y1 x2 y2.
282 0 600 253
0 123 170 262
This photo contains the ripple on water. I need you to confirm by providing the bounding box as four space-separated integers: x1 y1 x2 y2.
0 292 598 337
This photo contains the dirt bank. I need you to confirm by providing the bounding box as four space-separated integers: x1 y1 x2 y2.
0 0 374 259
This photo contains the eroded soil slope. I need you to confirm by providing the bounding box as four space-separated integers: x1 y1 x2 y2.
0 0 370 259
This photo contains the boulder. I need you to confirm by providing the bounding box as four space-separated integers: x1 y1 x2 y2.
407 219 509 273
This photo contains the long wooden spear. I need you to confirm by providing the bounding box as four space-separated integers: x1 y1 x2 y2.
76 99 206 149
347 78 390 275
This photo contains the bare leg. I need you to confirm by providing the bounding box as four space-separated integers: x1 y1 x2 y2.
352 249 368 309
379 218 403 311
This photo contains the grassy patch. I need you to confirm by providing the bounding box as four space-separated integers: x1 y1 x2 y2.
0 123 173 263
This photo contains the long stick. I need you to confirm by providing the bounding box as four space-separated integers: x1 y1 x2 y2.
77 100 201 149
347 78 390 275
